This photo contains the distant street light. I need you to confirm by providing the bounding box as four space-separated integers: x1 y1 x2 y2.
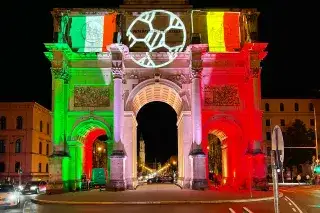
313 105 319 164
98 147 102 152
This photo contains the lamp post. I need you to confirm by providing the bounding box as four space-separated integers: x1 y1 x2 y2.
314 106 319 163
7 141 14 182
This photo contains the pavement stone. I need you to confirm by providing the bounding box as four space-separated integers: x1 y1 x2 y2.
33 184 276 204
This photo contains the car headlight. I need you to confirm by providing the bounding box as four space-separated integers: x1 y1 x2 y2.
18 185 24 190
8 194 16 200
30 186 37 190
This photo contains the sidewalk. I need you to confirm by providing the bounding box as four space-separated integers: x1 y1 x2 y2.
32 186 279 205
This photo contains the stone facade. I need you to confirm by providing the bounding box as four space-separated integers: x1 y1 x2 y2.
45 0 267 192
0 102 52 183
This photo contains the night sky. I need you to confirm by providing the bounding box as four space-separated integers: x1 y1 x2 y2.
1 0 316 163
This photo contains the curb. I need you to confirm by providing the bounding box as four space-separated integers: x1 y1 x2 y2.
31 193 282 205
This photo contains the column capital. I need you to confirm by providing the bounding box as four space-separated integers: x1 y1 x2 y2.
51 67 70 82
111 49 124 79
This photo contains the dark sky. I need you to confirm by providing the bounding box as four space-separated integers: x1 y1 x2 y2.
2 0 316 163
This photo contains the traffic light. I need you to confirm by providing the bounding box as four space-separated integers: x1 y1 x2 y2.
314 165 320 174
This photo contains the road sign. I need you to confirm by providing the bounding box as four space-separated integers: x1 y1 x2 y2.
272 125 284 162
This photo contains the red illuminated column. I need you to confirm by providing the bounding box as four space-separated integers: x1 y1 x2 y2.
110 46 126 190
189 46 208 190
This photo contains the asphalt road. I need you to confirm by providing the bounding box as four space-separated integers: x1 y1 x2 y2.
0 197 302 213
1 186 318 213
280 186 320 213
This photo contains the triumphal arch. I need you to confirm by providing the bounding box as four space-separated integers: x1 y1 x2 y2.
45 0 267 192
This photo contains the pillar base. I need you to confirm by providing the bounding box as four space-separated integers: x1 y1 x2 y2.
189 144 208 190
47 154 70 194
190 179 208 190
110 148 126 191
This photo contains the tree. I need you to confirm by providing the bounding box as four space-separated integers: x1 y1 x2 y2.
284 119 315 147
284 119 315 166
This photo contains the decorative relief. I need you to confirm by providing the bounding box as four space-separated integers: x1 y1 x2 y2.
243 11 259 42
249 52 261 78
204 85 240 106
166 74 191 87
74 86 110 107
51 68 69 82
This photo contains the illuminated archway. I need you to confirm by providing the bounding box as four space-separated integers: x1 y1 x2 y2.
124 80 186 188
125 78 188 114
203 115 243 186
71 119 112 179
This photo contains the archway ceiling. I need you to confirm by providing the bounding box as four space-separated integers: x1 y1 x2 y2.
132 84 183 115
73 121 107 143
209 129 228 141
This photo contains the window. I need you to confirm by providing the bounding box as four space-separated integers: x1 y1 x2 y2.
294 103 299 111
266 132 271 140
265 119 271 126
38 163 42 172
15 139 21 153
309 103 314 112
46 164 49 173
0 162 5 172
0 116 6 130
310 119 315 126
0 140 5 153
16 116 23 129
280 103 284 112
39 142 42 154
46 144 49 155
15 162 20 173
47 123 50 135
280 119 285 126
40 121 43 132
265 103 270 112
267 147 271 156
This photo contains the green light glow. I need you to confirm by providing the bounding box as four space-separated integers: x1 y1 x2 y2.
47 36 114 188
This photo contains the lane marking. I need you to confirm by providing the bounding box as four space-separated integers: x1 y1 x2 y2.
285 196 304 213
292 208 297 212
308 205 320 208
228 208 236 213
289 202 292 206
284 198 288 201
243 207 253 213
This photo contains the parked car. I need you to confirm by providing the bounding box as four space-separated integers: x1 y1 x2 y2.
147 176 174 184
0 184 20 207
21 181 47 194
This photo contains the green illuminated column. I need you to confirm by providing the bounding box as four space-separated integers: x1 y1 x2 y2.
51 63 69 152
47 52 70 194
109 46 126 190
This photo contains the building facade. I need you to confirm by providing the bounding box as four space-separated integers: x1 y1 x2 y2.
0 102 52 183
261 99 320 172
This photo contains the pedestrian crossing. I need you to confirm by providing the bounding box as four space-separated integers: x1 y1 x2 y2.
228 207 254 213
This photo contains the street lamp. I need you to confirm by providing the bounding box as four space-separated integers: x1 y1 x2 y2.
97 147 102 152
313 105 319 164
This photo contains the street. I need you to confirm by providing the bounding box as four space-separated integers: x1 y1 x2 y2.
0 186 319 213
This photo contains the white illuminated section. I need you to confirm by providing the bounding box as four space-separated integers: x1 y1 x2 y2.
126 10 187 68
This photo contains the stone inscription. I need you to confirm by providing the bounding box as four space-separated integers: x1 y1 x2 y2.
74 86 110 107
204 85 240 106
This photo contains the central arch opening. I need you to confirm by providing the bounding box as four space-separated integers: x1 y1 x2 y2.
136 101 178 184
